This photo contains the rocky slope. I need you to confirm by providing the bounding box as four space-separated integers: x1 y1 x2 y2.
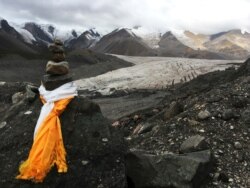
114 58 250 187
0 55 249 187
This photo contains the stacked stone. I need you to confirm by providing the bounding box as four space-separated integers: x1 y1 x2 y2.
42 39 73 90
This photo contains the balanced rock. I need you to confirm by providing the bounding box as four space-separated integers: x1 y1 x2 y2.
54 39 63 46
46 61 69 75
42 73 73 91
52 53 66 62
48 44 64 53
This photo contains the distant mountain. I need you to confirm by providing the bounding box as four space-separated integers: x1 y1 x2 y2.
93 28 156 56
66 29 101 50
157 31 223 59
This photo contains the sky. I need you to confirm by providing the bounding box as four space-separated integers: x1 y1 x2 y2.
0 0 250 34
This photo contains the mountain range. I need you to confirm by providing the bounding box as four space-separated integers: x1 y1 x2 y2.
93 27 250 59
0 17 249 59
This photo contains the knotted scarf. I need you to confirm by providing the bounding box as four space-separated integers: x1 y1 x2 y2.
16 82 78 182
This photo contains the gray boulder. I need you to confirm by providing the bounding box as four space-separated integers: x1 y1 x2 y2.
180 135 208 153
126 149 213 188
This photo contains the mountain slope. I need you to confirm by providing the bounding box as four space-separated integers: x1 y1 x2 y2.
204 39 249 59
0 19 38 57
23 22 53 44
158 31 223 59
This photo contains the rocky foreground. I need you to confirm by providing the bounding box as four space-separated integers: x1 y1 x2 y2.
117 58 250 187
0 58 249 187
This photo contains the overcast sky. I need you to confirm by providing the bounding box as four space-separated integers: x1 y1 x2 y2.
0 0 250 34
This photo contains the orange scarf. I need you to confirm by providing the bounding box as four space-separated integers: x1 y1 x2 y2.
16 96 74 182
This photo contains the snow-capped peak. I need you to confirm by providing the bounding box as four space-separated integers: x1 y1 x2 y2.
39 24 55 40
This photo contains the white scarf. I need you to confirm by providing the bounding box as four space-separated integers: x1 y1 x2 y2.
34 82 78 139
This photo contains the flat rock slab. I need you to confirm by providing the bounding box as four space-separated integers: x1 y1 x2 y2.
126 149 213 188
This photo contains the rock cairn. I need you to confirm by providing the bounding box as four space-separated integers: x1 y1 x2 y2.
42 39 73 90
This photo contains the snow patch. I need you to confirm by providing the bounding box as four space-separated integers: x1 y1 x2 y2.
131 27 162 48
9 22 36 44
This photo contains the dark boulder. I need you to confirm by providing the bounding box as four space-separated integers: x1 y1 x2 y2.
0 95 126 188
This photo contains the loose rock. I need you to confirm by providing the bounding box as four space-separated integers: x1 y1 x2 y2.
198 110 211 120
0 121 7 129
180 135 208 153
221 109 235 121
234 141 243 150
163 101 183 120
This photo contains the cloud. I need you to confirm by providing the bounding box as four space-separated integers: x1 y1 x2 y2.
0 0 250 34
